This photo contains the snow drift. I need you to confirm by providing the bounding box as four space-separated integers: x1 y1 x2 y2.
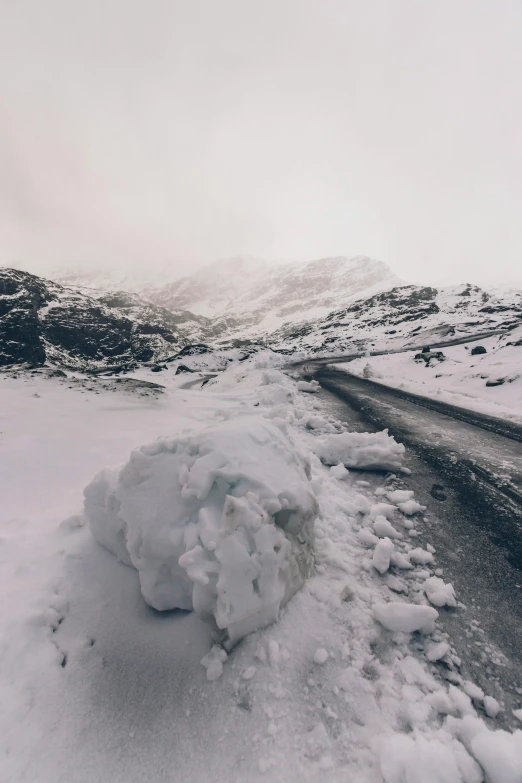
313 429 406 472
84 417 318 645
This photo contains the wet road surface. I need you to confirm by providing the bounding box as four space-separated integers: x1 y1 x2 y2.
301 364 522 725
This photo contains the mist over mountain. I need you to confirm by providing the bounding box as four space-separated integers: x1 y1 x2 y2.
54 255 403 340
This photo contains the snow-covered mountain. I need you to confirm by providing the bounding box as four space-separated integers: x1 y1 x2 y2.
148 255 402 338
4 263 520 370
53 256 402 341
271 283 522 353
0 268 213 371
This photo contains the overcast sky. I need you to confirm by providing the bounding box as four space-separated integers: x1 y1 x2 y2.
1 0 522 286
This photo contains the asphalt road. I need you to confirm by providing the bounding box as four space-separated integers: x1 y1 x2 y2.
299 363 522 726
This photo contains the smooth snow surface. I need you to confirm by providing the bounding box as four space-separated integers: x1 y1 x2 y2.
1 350 522 782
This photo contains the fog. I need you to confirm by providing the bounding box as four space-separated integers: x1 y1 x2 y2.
1 0 522 286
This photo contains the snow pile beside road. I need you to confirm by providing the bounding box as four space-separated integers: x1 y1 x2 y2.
84 416 317 646
334 325 522 423
313 429 405 471
296 379 320 393
4 351 522 782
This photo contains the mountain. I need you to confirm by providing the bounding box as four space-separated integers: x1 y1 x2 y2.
271 283 522 353
52 256 401 342
146 256 403 340
0 268 213 371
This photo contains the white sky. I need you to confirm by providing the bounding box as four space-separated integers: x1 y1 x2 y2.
1 0 522 286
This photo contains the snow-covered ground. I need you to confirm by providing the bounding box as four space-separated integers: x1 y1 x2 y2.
1 355 521 782
333 326 522 424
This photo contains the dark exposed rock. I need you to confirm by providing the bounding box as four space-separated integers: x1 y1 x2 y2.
415 351 445 363
175 364 195 374
471 345 487 355
0 268 196 371
175 343 211 358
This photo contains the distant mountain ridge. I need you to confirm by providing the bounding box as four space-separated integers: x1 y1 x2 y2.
54 255 402 341
3 261 519 372
148 256 402 337
271 283 522 353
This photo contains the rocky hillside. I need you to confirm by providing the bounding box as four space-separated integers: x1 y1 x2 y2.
4 266 520 370
271 283 522 353
0 268 212 371
148 256 402 339
54 256 402 342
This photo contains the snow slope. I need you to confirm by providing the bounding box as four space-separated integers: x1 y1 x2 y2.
150 255 402 339
53 255 402 342
272 283 522 355
1 353 521 782
334 325 522 424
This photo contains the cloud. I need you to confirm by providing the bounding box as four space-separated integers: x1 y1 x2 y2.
1 0 522 286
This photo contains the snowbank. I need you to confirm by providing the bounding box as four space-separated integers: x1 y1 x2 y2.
333 325 522 425
84 416 318 646
313 429 405 472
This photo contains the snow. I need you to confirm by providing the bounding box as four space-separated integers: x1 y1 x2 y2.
373 515 402 539
2 348 521 782
423 576 458 607
84 416 317 645
398 499 427 516
296 379 320 393
329 462 350 480
426 641 451 662
484 696 501 719
201 644 228 681
313 429 406 471
409 547 435 565
387 489 415 504
373 537 395 573
461 716 522 783
333 324 522 425
313 647 329 665
379 733 482 783
373 602 439 633
359 528 380 547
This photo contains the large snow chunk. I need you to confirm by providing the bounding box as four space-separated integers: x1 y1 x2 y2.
373 516 401 539
296 380 320 393
314 429 405 472
458 716 522 783
398 499 427 516
374 602 438 633
373 537 395 573
84 417 318 645
408 547 435 565
423 576 457 608
379 733 481 783
387 490 415 505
